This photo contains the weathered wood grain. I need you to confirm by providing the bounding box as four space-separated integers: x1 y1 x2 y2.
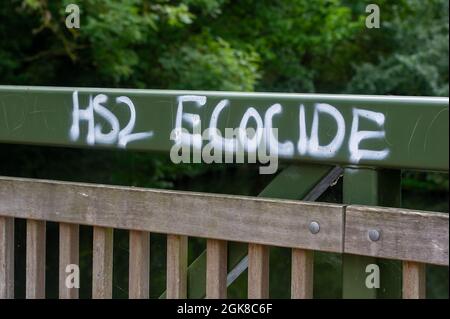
26 219 46 299
1 176 447 271
248 244 269 299
291 249 314 299
345 205 448 266
92 227 113 299
0 216 14 298
0 177 345 253
166 234 188 299
59 223 79 299
129 230 150 299
206 239 227 299
403 261 426 299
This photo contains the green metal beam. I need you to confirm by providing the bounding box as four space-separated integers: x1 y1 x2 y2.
342 168 402 299
160 164 334 299
0 86 448 171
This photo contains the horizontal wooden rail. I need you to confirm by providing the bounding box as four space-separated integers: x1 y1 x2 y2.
345 205 448 266
0 176 448 266
0 176 344 254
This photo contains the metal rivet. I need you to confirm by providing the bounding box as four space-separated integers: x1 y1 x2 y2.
308 221 320 234
368 229 381 241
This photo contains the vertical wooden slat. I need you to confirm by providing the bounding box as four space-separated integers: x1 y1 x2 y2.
166 234 188 299
206 239 227 299
129 230 150 299
291 249 314 299
403 261 426 299
0 217 14 298
92 227 113 299
248 243 269 299
26 219 46 299
59 223 79 299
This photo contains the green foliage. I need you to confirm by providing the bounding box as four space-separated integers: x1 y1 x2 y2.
205 0 363 92
160 36 260 91
403 172 449 193
347 0 449 96
1 0 448 95
78 0 157 81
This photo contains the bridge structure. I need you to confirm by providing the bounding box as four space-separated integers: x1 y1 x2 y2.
0 86 448 299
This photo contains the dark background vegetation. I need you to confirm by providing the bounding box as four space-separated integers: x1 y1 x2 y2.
0 0 448 298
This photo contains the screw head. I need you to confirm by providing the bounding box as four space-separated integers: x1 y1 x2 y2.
368 229 381 241
308 221 320 234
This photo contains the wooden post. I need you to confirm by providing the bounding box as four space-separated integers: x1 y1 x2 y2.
166 234 188 299
26 219 46 299
59 223 79 299
0 217 14 298
248 244 269 299
403 261 426 299
291 249 314 299
206 239 227 299
92 227 113 299
129 230 150 299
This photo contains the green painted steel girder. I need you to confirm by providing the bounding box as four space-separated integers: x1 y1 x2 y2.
342 168 402 299
0 86 448 171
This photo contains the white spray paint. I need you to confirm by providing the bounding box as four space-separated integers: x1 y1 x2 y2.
349 108 389 162
208 100 294 157
298 104 309 156
70 91 95 145
69 91 390 167
115 96 153 148
174 95 206 152
173 96 279 173
238 107 264 153
70 91 153 148
208 99 238 153
173 95 390 165
298 103 346 158
308 103 346 158
264 103 294 157
92 94 120 145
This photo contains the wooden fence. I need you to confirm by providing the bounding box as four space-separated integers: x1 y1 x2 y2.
0 176 447 299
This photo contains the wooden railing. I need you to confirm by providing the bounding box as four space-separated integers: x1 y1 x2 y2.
0 176 448 299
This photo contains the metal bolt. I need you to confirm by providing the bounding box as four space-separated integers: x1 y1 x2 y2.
308 221 320 234
368 229 381 241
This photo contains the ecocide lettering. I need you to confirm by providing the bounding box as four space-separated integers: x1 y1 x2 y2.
69 92 389 174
